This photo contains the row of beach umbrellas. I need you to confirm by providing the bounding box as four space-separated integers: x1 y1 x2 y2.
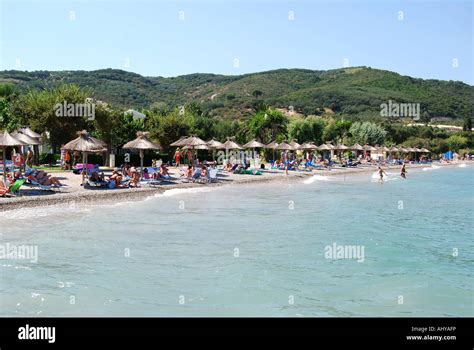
170 136 430 153
0 128 42 181
0 128 433 184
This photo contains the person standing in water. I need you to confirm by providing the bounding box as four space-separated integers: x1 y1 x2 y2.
400 164 407 179
378 166 387 182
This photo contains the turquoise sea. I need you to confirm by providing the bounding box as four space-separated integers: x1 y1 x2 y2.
0 165 472 316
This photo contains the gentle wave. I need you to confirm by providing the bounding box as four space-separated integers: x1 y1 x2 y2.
303 175 331 184
458 163 468 168
423 165 441 171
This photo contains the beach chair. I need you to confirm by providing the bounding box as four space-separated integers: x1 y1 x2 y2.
207 168 218 183
27 179 59 191
8 179 26 194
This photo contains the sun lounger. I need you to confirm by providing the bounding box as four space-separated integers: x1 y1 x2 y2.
27 179 62 191
208 168 218 182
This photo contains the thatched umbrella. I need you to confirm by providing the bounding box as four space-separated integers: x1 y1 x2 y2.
420 148 430 153
317 143 332 151
170 136 189 147
351 143 364 151
334 144 349 159
12 132 41 146
123 131 162 179
243 139 265 160
207 139 224 149
219 138 242 150
265 141 279 161
299 142 317 150
0 131 26 181
289 140 301 150
276 142 293 150
243 139 265 149
177 136 207 165
363 145 377 151
63 130 106 183
18 127 41 139
205 139 224 162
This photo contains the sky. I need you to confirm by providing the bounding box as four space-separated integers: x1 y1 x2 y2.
0 0 472 84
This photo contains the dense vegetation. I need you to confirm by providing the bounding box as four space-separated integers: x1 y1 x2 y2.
0 67 473 162
1 67 472 121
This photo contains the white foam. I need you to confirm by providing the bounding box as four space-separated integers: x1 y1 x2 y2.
160 187 214 197
458 163 467 168
371 171 397 182
423 165 441 171
303 175 331 184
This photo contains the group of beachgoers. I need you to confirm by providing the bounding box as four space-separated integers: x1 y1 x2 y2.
376 164 407 182
87 162 173 188
0 167 63 197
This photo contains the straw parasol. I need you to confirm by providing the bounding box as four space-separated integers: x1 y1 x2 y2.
0 131 27 181
299 142 317 150
335 144 349 150
173 136 208 165
351 143 364 151
289 140 301 150
123 131 162 179
63 130 106 183
399 147 410 153
389 146 399 152
363 145 377 151
207 139 224 149
317 143 332 151
18 127 41 139
276 142 293 150
420 148 430 153
265 141 279 161
219 138 242 150
243 139 265 149
12 132 41 145
170 136 189 147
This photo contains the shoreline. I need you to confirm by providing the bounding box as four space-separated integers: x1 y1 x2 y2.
0 162 467 212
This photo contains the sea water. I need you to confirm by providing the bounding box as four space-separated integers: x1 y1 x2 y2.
0 166 472 316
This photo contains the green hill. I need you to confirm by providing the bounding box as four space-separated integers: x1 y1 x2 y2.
0 67 472 120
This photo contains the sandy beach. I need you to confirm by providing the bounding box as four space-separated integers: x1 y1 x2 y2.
0 162 464 211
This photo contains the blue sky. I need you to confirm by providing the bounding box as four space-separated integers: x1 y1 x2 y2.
0 0 472 84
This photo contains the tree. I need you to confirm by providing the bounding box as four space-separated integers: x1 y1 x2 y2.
288 117 326 144
349 121 387 145
148 109 190 150
248 108 288 143
13 84 90 150
463 117 472 132
252 90 263 99
446 134 468 152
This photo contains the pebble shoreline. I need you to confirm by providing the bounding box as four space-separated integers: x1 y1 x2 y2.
0 163 464 212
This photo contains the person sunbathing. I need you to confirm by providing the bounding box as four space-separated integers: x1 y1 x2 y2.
143 168 150 180
160 163 170 176
29 170 62 186
201 166 208 178
109 169 123 186
122 164 132 178
223 162 233 172
130 168 140 187
89 171 105 182
0 179 13 197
